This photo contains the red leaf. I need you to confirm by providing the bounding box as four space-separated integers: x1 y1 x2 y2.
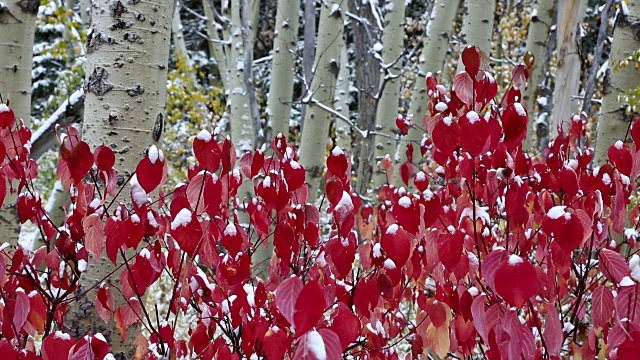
64 141 94 183
329 303 360 350
608 140 633 176
170 208 203 257
193 130 221 172
592 285 614 329
494 255 537 307
544 306 563 357
432 117 461 155
353 278 379 317
83 214 104 261
502 103 528 150
542 206 587 253
380 224 411 268
135 145 165 193
325 177 343 206
263 326 291 360
105 216 124 265
615 284 640 324
42 332 75 360
453 72 474 106
283 159 306 191
399 161 413 186
437 230 464 271
414 171 429 192
11 290 30 333
502 311 536 360
599 248 630 284
293 329 341 360
93 145 115 172
471 295 490 344
294 281 326 336
114 299 143 340
0 104 16 128
275 276 304 326
461 45 481 77
327 147 348 177
459 111 490 156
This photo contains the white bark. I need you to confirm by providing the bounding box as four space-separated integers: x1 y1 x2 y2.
523 0 555 151
70 0 174 356
298 0 345 200
172 1 189 59
372 0 406 187
334 41 351 151
266 0 301 139
0 0 39 245
395 0 460 188
594 0 640 166
300 0 317 128
0 0 38 124
456 0 496 73
550 0 585 137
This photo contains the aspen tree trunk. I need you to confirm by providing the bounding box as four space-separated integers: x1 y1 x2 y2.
300 0 317 128
0 0 39 244
298 0 344 201
523 0 555 152
349 0 381 196
550 0 585 137
395 0 459 188
594 0 640 166
266 0 301 138
372 0 405 188
172 1 189 58
68 0 173 357
334 42 351 151
456 0 496 73
203 0 227 89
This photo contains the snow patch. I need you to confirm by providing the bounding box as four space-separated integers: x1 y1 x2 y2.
383 259 397 270
513 103 526 117
148 145 160 164
547 206 567 219
398 196 411 208
224 223 237 236
443 117 453 126
196 129 212 142
614 140 624 150
386 224 399 235
307 330 327 360
630 254 640 282
0 104 10 113
435 102 448 112
508 254 523 266
331 146 344 156
373 243 382 258
619 276 635 287
171 209 193 230
466 111 480 124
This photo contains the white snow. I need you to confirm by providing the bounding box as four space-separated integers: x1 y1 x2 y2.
416 171 426 181
373 243 382 258
77 259 87 272
386 224 399 235
139 248 151 259
331 146 344 156
466 111 480 124
94 333 107 343
602 173 611 186
306 330 327 360
443 117 453 126
290 160 301 169
513 103 527 117
563 322 575 333
630 254 640 282
614 140 624 150
435 102 448 112
335 191 354 213
171 209 193 230
547 206 567 219
468 287 479 296
243 283 255 307
0 104 9 113
468 252 479 267
54 331 71 340
619 276 635 287
196 129 212 142
372 42 383 52
130 214 140 223
398 196 411 208
148 145 160 164
383 259 397 270
224 223 237 236
263 176 272 188
508 254 523 266
130 175 149 204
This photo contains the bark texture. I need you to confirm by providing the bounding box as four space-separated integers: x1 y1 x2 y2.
266 0 301 138
395 0 459 188
372 0 406 187
594 1 640 166
523 0 555 151
0 0 39 245
298 0 344 200
71 0 174 357
349 0 381 196
456 0 496 73
550 0 585 137
299 0 317 128
334 41 351 151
